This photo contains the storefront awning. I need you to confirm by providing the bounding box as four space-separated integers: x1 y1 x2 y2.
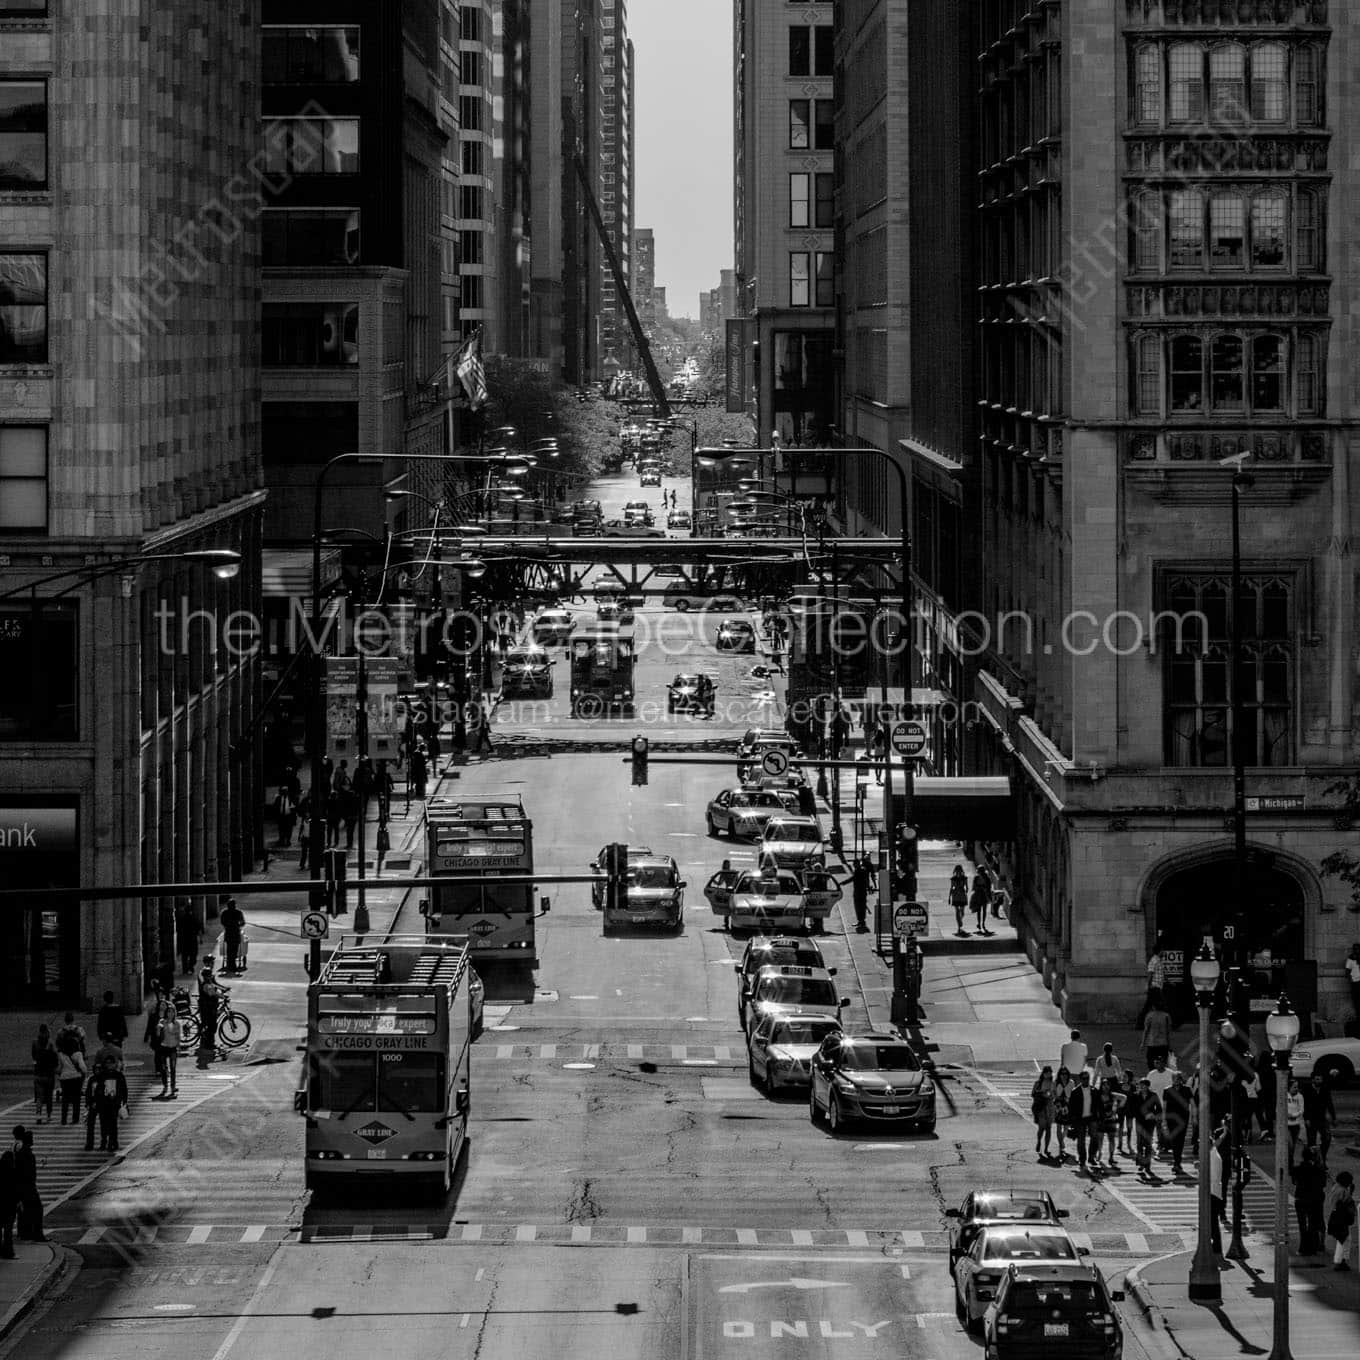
887 778 1016 842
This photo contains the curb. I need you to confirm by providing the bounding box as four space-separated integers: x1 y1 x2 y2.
0 1243 75 1343
1122 1252 1193 1360
917 934 1021 957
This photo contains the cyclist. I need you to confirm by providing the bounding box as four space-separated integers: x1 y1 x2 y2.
196 955 224 1053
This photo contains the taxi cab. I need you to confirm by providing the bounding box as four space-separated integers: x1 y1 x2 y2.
733 936 826 1021
532 608 576 644
589 844 654 909
705 787 785 839
744 964 847 1033
727 868 808 935
499 646 553 698
747 1012 843 1094
607 854 685 934
945 1188 1068 1271
758 816 825 872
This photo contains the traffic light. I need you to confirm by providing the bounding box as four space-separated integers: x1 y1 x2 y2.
631 735 649 786
323 847 347 917
897 825 919 877
1216 1017 1254 1085
604 842 629 916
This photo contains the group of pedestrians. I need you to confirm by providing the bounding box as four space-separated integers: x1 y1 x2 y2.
0 1127 43 1254
948 864 1007 935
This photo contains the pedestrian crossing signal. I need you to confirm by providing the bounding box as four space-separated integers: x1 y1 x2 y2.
631 735 649 786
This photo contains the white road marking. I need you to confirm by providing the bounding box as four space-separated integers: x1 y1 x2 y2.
208 1247 283 1360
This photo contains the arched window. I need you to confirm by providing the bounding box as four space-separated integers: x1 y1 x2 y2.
1210 44 1246 120
1296 332 1321 415
1169 190 1202 268
1170 335 1203 411
1294 44 1320 127
1168 43 1204 122
1251 335 1283 412
1250 192 1286 268
1132 190 1161 271
1134 45 1162 125
1210 333 1244 410
1295 188 1322 272
1209 193 1244 268
1251 42 1288 122
1133 334 1162 416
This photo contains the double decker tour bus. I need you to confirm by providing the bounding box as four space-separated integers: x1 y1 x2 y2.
425 796 539 965
295 935 473 1196
569 621 636 717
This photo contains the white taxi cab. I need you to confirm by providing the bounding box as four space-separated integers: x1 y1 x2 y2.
745 964 847 1033
728 868 807 935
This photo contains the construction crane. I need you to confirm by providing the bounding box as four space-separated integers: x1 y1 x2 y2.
572 154 672 419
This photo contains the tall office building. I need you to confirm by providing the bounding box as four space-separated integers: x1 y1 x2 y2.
596 0 635 378
530 0 566 375
0 1 263 1006
735 0 837 447
634 226 656 329
885 1 1360 1024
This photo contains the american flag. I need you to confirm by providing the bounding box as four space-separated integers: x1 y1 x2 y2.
451 331 488 410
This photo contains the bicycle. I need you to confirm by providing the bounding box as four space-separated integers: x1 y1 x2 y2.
180 994 252 1050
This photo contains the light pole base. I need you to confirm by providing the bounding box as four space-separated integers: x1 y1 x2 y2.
1187 1279 1222 1303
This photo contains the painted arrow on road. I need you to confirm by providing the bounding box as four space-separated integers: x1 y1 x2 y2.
718 1278 852 1294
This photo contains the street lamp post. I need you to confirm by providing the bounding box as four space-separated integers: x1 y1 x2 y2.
1189 942 1224 1301
1264 994 1299 1360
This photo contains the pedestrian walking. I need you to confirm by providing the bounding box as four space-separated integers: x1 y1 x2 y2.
341 784 361 850
1052 1067 1075 1162
56 1041 86 1126
144 981 173 1096
273 783 297 847
1325 1172 1355 1270
176 903 201 976
1285 1077 1305 1167
969 867 992 934
1146 1056 1173 1151
96 990 127 1047
1302 1072 1336 1166
219 897 246 973
1030 1066 1056 1159
1240 1065 1262 1143
1119 1072 1138 1154
159 1006 181 1098
948 867 968 936
990 880 1011 922
1059 1029 1088 1078
1137 943 1168 1027
1132 1077 1162 1173
91 1063 128 1152
30 1026 57 1124
1292 1146 1327 1254
297 792 313 870
55 1011 86 1057
1345 944 1360 1028
1092 1042 1123 1088
846 856 872 933
326 794 344 848
473 699 495 754
1209 1136 1226 1254
1141 998 1174 1069
1164 1071 1192 1174
0 1147 15 1258
197 955 222 1053
424 729 442 775
1069 1071 1098 1170
1098 1078 1124 1170
409 744 429 799
11 1127 43 1242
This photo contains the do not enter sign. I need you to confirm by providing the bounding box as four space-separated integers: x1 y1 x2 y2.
890 721 927 758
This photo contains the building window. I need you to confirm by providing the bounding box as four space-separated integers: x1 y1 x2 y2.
1169 43 1204 121
459 184 483 220
1296 332 1321 415
0 425 45 532
1209 333 1244 410
789 26 811 76
0 602 77 741
1133 191 1160 271
1169 190 1202 268
462 275 483 310
789 252 810 308
1208 193 1244 268
1251 42 1287 122
814 26 834 76
262 303 359 366
1251 335 1283 411
263 118 360 175
261 209 360 266
1134 334 1162 416
789 173 810 228
1134 45 1162 125
0 1 48 11
459 96 482 132
262 27 360 83
814 100 834 150
0 253 46 363
1296 189 1322 271
789 99 810 149
459 230 481 266
814 251 834 307
1170 335 1203 410
1250 192 1286 269
461 140 484 177
461 50 482 86
0 81 46 190
814 172 834 228
1164 572 1293 768
460 6 482 42
1209 44 1246 120
1294 44 1321 127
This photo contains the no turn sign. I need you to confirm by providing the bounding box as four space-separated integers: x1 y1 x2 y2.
300 910 329 940
890 721 928 759
761 748 790 777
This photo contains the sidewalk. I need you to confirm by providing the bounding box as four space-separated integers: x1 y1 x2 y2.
0 1242 68 1342
1127 1245 1359 1359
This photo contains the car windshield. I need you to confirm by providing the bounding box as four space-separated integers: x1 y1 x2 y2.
737 875 801 897
976 1197 1051 1221
506 652 543 666
744 950 802 975
770 1019 839 1046
675 676 701 686
1007 1282 1102 1311
984 1233 1076 1262
839 1044 921 1072
630 865 676 889
733 793 780 809
754 977 836 1007
768 824 819 842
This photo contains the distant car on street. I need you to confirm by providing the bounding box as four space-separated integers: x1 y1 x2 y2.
667 672 715 715
662 579 743 612
531 608 575 644
745 963 846 1033
983 1263 1125 1359
945 1189 1069 1271
667 509 691 530
953 1225 1081 1331
728 868 814 938
500 646 553 698
809 1030 937 1135
732 936 827 1022
715 619 758 653
747 1013 844 1094
705 787 784 838
757 815 825 873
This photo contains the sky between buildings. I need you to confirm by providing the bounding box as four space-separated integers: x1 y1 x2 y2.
630 0 735 319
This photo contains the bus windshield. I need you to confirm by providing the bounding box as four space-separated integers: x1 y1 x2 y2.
313 1051 445 1115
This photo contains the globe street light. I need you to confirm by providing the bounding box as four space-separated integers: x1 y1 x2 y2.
1189 941 1224 1301
1265 994 1300 1360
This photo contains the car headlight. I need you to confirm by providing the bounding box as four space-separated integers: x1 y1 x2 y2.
1293 1049 1312 1062
833 1075 858 1093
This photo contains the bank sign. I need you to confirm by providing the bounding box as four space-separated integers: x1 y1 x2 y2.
0 807 77 855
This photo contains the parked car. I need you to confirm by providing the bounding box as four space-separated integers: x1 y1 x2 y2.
1290 1035 1360 1084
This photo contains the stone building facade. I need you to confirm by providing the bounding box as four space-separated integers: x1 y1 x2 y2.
0 1 264 1007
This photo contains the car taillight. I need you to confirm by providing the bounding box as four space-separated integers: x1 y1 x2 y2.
995 1320 1011 1336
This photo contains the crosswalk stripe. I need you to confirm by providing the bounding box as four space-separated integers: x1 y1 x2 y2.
571 1225 592 1243
627 1226 646 1243
242 1225 266 1243
682 1226 701 1243
461 1224 482 1241
78 1227 104 1245
516 1224 536 1242
899 1230 924 1247
846 1230 869 1247
791 1229 813 1245
187 1226 213 1245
